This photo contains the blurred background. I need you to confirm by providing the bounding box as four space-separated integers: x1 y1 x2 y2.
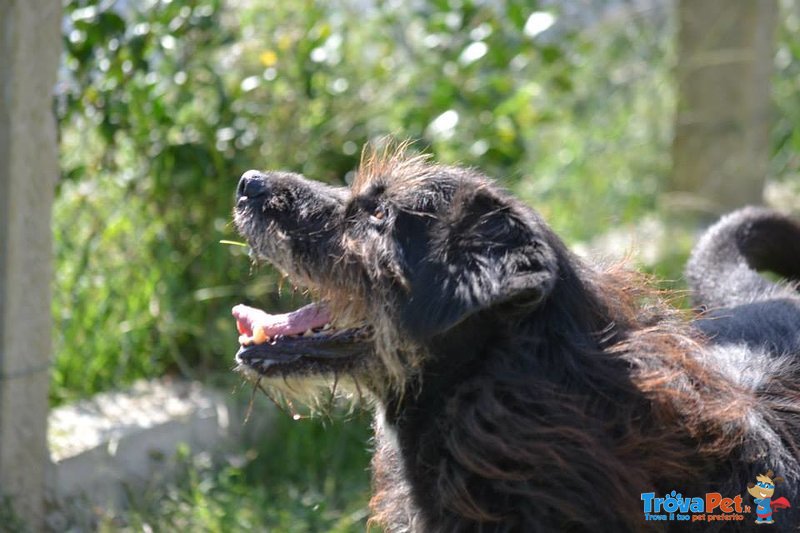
4 0 800 530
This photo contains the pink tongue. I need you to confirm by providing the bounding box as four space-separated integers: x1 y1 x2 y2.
232 302 331 338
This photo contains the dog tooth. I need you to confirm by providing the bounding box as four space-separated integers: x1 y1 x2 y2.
322 323 332 330
303 329 314 337
252 325 268 344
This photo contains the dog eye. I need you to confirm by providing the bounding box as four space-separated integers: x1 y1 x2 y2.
371 206 387 222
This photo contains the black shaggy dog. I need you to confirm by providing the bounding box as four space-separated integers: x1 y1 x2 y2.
231 146 800 532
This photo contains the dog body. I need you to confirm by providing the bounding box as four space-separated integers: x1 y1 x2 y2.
233 148 800 531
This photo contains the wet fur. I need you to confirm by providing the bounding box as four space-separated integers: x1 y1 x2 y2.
234 146 800 531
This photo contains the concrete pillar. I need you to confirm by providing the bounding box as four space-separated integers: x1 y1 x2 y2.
0 0 61 527
671 0 777 214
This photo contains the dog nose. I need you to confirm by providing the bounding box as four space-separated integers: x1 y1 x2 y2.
237 170 268 199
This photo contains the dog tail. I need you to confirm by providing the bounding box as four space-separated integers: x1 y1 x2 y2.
685 207 800 309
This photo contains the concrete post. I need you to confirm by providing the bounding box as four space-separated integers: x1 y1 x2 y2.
0 0 61 527
671 0 777 214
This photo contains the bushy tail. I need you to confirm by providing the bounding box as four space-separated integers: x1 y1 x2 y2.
685 207 800 309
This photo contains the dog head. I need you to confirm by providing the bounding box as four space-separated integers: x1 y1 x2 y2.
232 144 561 398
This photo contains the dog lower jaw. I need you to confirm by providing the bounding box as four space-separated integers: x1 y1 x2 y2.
234 322 374 376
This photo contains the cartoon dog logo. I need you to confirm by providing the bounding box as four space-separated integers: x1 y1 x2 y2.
747 470 791 524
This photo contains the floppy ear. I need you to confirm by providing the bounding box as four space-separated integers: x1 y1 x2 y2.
400 189 558 338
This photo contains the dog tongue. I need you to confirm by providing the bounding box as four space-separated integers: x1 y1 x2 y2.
232 302 331 343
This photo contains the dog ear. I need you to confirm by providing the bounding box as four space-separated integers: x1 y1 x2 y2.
401 188 558 338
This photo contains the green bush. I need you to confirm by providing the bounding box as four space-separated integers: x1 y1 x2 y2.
772 2 800 186
56 0 676 403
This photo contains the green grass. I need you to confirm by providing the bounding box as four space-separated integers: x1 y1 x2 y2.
90 405 374 532
0 496 28 533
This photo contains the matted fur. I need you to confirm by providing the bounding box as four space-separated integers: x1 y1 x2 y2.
233 144 800 531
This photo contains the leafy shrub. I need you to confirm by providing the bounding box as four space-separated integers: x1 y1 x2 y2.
56 0 674 402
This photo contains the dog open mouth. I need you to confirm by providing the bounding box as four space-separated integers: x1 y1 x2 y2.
232 301 373 376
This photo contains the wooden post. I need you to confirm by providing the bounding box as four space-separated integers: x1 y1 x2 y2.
0 0 61 527
671 0 778 214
